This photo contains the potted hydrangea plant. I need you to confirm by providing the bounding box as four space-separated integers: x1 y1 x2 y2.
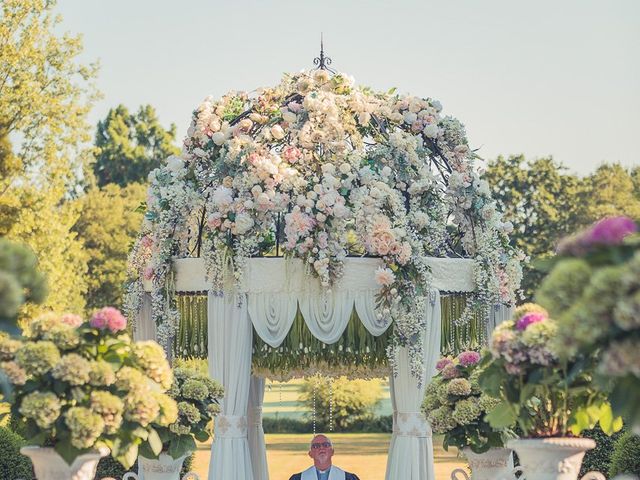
126 363 224 480
422 350 517 480
0 308 178 480
536 216 640 431
478 304 621 480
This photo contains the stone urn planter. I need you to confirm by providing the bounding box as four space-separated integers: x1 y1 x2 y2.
20 445 109 480
122 453 199 480
451 447 520 480
507 438 605 480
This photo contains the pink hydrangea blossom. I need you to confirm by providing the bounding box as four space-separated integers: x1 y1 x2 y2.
436 357 453 371
515 312 546 331
457 351 481 367
441 363 460 379
586 216 637 246
91 307 127 333
60 314 83 328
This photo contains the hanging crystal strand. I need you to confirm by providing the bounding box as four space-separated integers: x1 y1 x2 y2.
312 377 317 436
329 377 334 432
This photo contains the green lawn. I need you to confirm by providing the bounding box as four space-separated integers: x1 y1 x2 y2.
192 433 466 480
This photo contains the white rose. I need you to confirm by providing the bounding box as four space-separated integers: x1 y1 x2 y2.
282 111 297 124
339 163 351 175
166 155 184 174
381 166 392 178
271 125 285 140
234 212 254 235
403 112 417 124
431 100 443 112
212 131 226 145
423 124 439 139
257 193 270 205
211 186 234 207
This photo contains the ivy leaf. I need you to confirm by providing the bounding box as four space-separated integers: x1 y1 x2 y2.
484 402 517 429
167 434 196 460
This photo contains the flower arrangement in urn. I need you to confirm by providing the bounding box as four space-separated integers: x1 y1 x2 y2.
536 216 640 429
422 350 512 453
0 308 177 472
478 304 622 480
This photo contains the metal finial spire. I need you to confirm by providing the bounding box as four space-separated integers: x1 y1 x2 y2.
313 33 336 74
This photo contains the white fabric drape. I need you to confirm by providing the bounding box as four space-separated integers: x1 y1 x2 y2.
486 304 514 338
133 294 156 342
247 375 269 480
386 290 441 480
208 292 254 480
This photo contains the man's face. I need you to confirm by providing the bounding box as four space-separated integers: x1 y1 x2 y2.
308 435 334 469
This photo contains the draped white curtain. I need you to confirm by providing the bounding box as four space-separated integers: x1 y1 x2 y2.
132 294 156 342
208 292 254 480
247 376 269 480
487 304 514 338
386 290 441 480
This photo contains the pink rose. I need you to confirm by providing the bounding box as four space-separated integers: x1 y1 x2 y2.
207 213 222 229
441 363 460 379
143 266 154 280
140 235 154 249
374 267 395 286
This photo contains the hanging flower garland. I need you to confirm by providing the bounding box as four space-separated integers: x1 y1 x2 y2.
126 69 522 380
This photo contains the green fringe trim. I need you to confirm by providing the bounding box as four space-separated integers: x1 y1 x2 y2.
173 293 487 367
440 293 485 355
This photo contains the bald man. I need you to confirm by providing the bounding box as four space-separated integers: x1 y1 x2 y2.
288 434 360 480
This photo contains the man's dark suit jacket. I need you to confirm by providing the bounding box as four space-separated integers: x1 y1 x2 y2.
288 471 360 480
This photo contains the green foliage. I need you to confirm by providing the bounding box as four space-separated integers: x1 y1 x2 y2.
299 376 382 430
73 183 146 310
609 432 640 477
484 155 587 298
584 164 640 223
0 0 97 317
262 415 393 433
0 426 35 480
0 239 47 331
93 104 180 187
580 425 626 477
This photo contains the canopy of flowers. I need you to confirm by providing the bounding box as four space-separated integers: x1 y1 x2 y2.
127 69 522 378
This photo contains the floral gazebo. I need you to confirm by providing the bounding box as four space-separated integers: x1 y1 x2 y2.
126 59 522 480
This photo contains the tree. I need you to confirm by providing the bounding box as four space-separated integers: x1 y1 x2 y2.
583 163 640 222
73 183 146 311
299 376 383 430
484 155 587 298
93 104 180 187
0 238 47 332
0 0 98 314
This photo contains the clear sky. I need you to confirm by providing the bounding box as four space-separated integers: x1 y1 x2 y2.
56 0 640 175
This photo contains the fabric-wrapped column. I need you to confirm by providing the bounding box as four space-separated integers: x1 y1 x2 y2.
133 293 156 342
247 376 269 480
208 292 254 480
385 290 441 480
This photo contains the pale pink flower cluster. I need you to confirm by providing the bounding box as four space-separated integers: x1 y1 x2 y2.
374 267 395 286
60 314 83 328
90 307 127 333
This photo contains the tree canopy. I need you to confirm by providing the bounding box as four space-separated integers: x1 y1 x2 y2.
93 104 180 187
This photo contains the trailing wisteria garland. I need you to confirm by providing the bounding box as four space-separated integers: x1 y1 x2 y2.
125 70 522 380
